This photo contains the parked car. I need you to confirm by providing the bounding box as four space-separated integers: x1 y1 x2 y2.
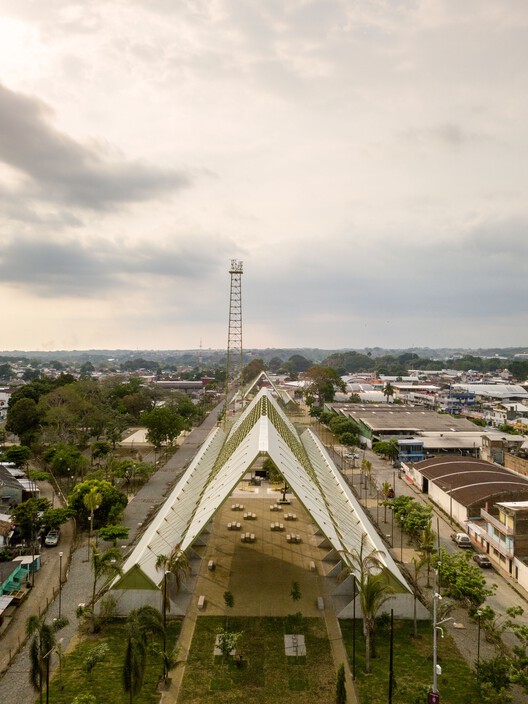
473 554 493 568
450 532 472 548
44 529 60 547
344 453 359 459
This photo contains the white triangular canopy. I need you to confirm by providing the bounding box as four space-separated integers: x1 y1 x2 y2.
112 387 409 593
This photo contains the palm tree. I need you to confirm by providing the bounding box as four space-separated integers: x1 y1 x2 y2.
89 546 122 632
346 534 394 673
155 544 190 615
122 606 164 704
361 572 393 671
411 556 426 638
83 487 102 557
155 544 190 678
383 382 395 404
418 525 436 588
27 616 55 704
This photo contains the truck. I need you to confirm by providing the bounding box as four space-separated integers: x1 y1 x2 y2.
450 532 472 548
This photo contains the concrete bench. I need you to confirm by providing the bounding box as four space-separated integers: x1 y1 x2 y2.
317 596 324 611
208 560 215 571
309 561 316 572
198 595 205 610
286 534 291 542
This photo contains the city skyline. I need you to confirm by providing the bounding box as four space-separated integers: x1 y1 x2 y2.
0 2 527 351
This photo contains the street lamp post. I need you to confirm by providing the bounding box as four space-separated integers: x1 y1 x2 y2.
58 551 63 619
477 609 482 668
87 516 92 561
400 516 404 562
352 573 356 680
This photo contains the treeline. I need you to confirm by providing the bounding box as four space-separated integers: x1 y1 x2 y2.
320 351 528 381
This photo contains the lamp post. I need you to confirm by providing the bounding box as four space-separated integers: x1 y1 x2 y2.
163 570 170 680
477 609 482 668
87 516 92 561
43 638 64 704
432 569 453 699
352 573 356 680
58 551 63 619
400 516 404 563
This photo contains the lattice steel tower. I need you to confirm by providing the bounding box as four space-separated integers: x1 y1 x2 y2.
225 259 244 391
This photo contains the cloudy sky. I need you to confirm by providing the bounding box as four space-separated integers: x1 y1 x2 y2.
0 1 527 352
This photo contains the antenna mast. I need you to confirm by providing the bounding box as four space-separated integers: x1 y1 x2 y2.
225 259 244 403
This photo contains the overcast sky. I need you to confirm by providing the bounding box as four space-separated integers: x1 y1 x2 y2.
0 1 527 352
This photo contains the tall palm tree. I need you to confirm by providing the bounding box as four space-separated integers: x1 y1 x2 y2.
361 572 393 672
345 534 394 673
155 544 190 678
122 606 164 704
383 382 395 404
89 546 122 632
84 487 102 557
155 544 190 615
27 616 55 704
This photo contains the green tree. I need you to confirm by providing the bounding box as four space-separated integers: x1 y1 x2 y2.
304 366 345 409
418 525 436 587
339 432 358 447
2 444 32 467
5 397 41 445
97 524 130 546
71 695 97 704
26 616 56 704
11 497 51 542
437 548 493 609
68 479 127 528
216 629 242 666
82 643 109 679
122 605 165 703
242 358 266 384
383 382 395 403
347 534 394 673
141 406 184 449
89 547 122 633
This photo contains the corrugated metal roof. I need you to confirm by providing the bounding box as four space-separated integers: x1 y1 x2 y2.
413 456 528 507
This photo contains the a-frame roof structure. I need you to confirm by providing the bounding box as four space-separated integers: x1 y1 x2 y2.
112 387 409 593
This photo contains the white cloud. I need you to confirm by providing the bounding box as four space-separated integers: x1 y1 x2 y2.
0 0 527 350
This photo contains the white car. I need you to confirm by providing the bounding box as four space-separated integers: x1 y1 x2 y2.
44 530 60 547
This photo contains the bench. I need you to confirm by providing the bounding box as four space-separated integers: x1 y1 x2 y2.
286 534 291 542
309 561 316 572
208 560 215 571
317 596 324 611
198 595 205 610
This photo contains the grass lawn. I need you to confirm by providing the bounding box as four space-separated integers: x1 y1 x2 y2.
44 619 181 704
340 619 480 704
178 615 336 704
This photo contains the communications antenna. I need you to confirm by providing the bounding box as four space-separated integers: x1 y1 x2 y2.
225 259 244 401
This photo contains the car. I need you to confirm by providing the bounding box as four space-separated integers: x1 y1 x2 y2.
44 529 60 547
473 554 493 568
450 532 472 548
344 453 359 459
